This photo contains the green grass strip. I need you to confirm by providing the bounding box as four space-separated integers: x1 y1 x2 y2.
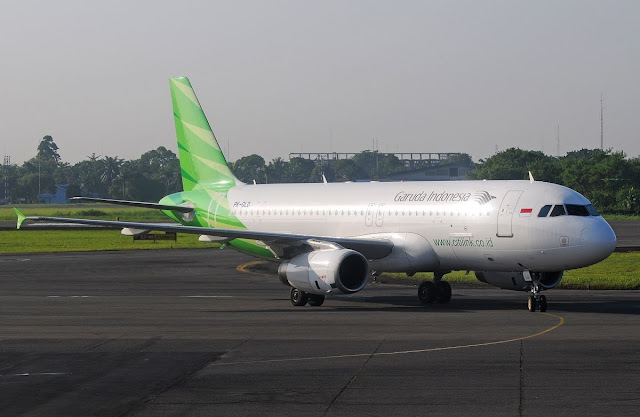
0 230 215 253
382 252 640 290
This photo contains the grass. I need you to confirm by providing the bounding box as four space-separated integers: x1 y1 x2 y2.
381 252 640 290
0 229 215 253
602 214 640 221
0 204 168 222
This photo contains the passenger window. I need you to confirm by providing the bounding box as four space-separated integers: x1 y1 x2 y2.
549 205 566 217
538 205 552 217
566 204 590 216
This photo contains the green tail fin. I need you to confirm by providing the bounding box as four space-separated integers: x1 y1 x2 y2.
14 208 26 229
169 77 241 191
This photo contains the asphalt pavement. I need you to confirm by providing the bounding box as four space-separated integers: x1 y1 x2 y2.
0 249 638 416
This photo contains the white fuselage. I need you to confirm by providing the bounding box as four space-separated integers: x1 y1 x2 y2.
223 180 616 273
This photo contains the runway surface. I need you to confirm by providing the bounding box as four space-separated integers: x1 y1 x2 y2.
0 249 638 416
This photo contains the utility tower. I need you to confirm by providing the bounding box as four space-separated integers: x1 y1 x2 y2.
3 155 9 201
600 93 604 150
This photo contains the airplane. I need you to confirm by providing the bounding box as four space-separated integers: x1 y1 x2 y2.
15 77 617 312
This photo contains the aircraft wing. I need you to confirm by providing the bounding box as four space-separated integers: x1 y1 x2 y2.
70 197 193 213
14 210 393 259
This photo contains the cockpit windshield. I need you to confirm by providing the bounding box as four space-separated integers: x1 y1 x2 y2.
538 204 600 218
549 205 566 217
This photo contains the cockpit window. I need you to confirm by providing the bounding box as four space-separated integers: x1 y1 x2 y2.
566 204 590 216
538 205 552 217
586 204 600 216
549 205 566 217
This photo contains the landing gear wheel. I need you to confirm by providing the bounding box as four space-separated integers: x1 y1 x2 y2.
290 288 308 306
418 281 439 304
308 294 325 306
538 295 547 312
436 281 452 303
527 295 536 312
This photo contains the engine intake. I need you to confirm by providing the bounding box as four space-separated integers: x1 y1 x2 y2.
278 249 370 295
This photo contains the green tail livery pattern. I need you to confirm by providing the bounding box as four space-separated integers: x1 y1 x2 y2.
169 77 241 192
162 78 273 259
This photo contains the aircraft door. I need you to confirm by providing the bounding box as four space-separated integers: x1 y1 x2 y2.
496 190 523 237
365 203 375 227
375 204 386 227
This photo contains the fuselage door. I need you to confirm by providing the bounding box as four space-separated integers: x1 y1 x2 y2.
365 203 375 227
375 203 386 227
496 190 523 237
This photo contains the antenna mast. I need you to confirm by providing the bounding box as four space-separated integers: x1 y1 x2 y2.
600 93 604 150
3 155 9 201
556 125 560 157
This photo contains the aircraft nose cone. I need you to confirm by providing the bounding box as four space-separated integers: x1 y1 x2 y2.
581 221 617 263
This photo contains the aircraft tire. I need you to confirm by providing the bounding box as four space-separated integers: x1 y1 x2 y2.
308 294 325 306
290 288 308 306
539 295 547 312
418 281 439 304
436 281 452 303
527 296 536 312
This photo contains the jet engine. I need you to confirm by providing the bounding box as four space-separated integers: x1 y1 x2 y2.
475 271 564 291
278 249 370 295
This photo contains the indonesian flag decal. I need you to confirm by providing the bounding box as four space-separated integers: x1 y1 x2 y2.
520 208 533 217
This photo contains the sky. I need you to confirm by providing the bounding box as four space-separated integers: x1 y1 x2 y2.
1 0 639 165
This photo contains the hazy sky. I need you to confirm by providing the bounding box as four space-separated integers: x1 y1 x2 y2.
2 0 639 164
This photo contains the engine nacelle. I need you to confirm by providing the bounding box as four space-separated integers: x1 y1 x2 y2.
278 249 370 295
475 271 564 291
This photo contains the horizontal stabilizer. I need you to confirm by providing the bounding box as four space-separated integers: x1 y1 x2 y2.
71 197 193 213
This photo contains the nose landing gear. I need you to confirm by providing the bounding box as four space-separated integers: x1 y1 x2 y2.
527 281 547 312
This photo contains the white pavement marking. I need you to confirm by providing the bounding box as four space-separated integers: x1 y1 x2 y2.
180 295 234 298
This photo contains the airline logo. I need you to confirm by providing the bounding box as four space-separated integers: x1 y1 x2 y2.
473 191 496 205
394 190 497 205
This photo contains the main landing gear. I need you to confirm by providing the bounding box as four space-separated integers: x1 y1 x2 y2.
527 281 547 312
418 271 452 304
290 287 325 307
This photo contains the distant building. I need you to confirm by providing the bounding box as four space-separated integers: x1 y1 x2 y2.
289 152 461 169
385 162 472 181
38 184 70 204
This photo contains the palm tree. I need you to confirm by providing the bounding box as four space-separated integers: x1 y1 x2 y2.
101 156 123 195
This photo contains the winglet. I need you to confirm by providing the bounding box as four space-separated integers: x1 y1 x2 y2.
528 171 535 183
14 208 26 229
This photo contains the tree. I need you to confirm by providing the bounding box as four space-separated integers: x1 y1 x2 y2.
265 157 289 183
442 153 475 169
287 157 316 183
352 151 378 179
559 149 631 212
37 135 61 162
233 154 266 183
468 148 558 182
377 154 405 178
331 159 359 182
101 156 123 193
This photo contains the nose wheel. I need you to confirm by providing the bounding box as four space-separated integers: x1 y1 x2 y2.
527 282 547 312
